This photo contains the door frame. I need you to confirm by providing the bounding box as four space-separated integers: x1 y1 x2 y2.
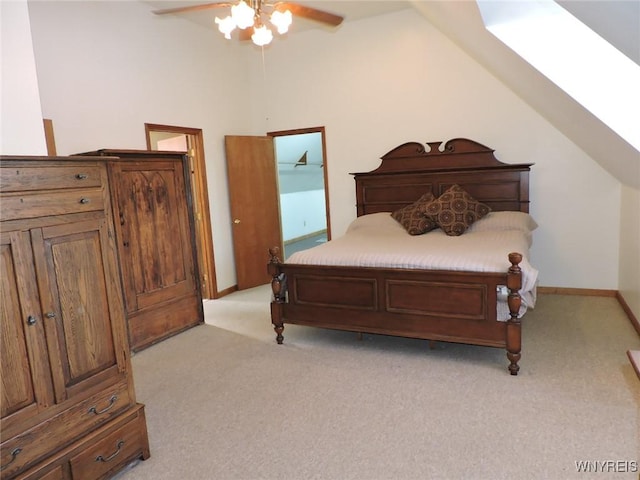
144 123 219 299
267 126 331 241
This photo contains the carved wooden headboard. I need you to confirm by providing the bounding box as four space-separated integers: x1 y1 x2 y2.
352 138 532 216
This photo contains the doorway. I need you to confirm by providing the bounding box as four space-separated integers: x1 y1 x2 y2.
145 123 218 299
268 127 331 260
223 128 330 290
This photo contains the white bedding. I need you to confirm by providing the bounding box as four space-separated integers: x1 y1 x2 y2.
287 212 539 320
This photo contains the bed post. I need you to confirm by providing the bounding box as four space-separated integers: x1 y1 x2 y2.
506 252 523 375
268 247 286 344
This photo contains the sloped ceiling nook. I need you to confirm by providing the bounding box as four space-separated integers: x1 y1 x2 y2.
409 0 639 189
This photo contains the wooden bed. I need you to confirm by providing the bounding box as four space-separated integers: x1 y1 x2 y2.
268 138 533 375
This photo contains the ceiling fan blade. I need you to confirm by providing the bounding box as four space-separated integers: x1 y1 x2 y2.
152 2 233 15
275 2 344 27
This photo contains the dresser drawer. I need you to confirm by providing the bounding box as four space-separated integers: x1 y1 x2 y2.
17 464 67 480
0 189 105 221
1 382 131 479
0 165 103 192
70 406 148 480
14 405 148 480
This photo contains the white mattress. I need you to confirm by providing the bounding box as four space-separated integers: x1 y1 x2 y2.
287 212 539 320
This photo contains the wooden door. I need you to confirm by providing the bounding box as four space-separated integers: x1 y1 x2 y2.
110 160 196 314
184 136 218 298
225 135 283 290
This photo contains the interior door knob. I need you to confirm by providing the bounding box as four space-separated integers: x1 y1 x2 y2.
233 219 241 224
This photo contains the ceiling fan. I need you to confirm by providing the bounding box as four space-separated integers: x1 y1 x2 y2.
153 1 344 46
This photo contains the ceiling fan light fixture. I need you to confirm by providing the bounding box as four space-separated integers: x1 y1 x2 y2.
251 24 273 46
215 15 236 39
231 0 255 29
270 9 292 35
153 1 344 47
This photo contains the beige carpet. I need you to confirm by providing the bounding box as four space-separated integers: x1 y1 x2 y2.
116 287 640 480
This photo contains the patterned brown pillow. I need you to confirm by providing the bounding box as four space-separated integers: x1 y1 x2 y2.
423 185 491 236
391 192 438 235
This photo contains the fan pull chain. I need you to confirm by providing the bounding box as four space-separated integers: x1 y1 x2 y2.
261 45 270 128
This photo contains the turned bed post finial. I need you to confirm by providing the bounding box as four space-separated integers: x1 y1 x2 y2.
268 247 285 302
268 247 285 344
506 252 523 375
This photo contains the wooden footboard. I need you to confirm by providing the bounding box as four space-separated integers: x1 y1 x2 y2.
268 247 524 375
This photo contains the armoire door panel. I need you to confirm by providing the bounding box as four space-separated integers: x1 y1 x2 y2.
122 170 186 293
1 241 36 418
31 220 119 404
47 232 116 381
0 231 53 435
113 163 194 313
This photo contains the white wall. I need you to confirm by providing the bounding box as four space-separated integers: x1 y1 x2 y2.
24 3 628 296
280 190 327 241
0 0 47 154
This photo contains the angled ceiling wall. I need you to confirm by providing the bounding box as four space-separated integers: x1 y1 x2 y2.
410 0 639 189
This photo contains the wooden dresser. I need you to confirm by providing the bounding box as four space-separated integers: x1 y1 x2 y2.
0 156 150 479
75 149 204 352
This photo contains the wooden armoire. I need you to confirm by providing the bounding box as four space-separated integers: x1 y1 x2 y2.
1 156 150 479
76 149 204 352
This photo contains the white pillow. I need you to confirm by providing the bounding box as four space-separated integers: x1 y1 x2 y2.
346 212 402 233
466 211 538 234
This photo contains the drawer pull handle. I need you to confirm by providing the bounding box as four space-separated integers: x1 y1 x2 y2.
76 173 88 180
0 448 22 471
79 198 90 204
88 395 118 415
95 440 125 463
